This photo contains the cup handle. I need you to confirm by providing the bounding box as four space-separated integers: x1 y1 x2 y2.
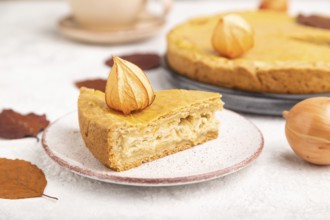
143 0 172 18
158 0 172 16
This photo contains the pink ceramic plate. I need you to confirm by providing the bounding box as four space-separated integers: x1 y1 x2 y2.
42 110 263 186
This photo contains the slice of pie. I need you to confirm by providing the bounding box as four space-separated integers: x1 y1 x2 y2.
78 87 223 171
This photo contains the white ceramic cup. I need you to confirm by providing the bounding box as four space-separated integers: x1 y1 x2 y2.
68 0 172 30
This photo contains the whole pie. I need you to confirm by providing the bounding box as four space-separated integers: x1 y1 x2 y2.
78 87 223 171
166 10 330 94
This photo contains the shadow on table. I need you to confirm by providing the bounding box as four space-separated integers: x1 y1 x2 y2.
39 145 258 201
278 151 330 171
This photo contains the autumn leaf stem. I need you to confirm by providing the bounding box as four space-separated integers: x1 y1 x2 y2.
42 193 58 200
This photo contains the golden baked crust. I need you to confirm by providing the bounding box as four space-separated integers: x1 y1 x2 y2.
78 87 223 171
167 10 330 94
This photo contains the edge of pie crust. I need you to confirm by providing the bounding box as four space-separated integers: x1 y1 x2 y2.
166 10 330 94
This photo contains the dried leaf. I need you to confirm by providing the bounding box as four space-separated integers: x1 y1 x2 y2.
0 158 47 199
75 78 107 92
0 109 49 139
297 14 330 30
105 53 161 70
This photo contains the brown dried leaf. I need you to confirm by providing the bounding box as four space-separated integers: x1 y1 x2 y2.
75 78 107 92
0 158 47 199
105 53 161 70
297 14 330 30
0 109 49 140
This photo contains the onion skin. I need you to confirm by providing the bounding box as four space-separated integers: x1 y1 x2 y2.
283 97 330 165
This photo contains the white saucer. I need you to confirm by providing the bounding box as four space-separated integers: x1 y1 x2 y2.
57 13 166 44
42 110 264 187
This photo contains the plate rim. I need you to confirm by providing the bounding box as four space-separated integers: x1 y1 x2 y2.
41 109 264 186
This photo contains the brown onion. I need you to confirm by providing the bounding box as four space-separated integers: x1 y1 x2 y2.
283 97 330 165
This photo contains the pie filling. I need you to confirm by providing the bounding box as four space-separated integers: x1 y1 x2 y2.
112 110 219 162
